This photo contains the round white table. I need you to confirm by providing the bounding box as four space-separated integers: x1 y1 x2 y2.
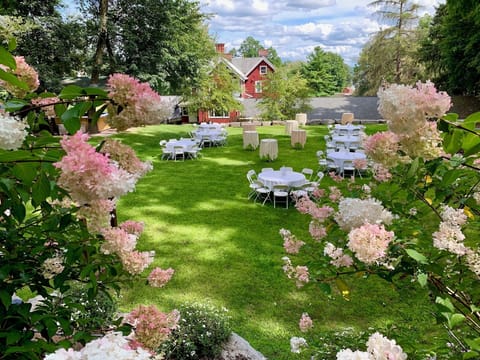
291 129 307 148
258 170 306 190
331 135 362 149
284 120 298 135
333 124 363 136
243 131 259 150
327 151 366 169
165 139 197 151
242 123 256 131
259 139 278 161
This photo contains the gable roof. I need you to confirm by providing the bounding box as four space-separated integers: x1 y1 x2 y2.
230 57 276 77
219 57 247 81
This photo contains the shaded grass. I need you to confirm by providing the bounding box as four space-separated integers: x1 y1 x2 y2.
111 124 446 359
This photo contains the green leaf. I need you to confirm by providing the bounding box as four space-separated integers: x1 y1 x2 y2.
83 87 108 97
444 128 464 154
406 157 419 179
0 68 28 90
4 99 29 112
32 172 51 206
335 278 350 301
0 46 16 68
11 200 26 222
405 249 428 264
317 282 332 295
417 272 428 287
58 85 84 99
461 112 480 130
12 163 38 186
462 133 480 156
436 296 455 312
463 351 480 359
0 289 12 309
465 338 480 351
448 313 465 328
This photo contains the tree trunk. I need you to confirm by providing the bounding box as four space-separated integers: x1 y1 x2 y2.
91 0 109 84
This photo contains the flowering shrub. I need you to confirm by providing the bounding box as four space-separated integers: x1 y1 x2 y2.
0 47 174 358
282 81 480 357
160 302 232 359
106 73 163 130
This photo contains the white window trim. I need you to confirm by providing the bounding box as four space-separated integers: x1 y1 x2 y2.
255 81 263 93
259 65 268 75
209 110 229 118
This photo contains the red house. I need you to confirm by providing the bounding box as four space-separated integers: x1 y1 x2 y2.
193 43 276 124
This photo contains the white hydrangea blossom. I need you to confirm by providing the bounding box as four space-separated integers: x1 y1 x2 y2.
0 113 28 150
290 336 308 353
334 198 394 232
44 332 152 360
336 349 370 360
366 332 407 360
41 256 65 279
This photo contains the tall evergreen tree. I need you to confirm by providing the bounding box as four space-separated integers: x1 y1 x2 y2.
301 47 349 96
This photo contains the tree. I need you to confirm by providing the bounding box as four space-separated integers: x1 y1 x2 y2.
369 0 422 82
419 1 480 95
234 36 282 66
1 1 89 92
77 0 216 94
353 0 426 95
301 47 349 96
258 63 311 121
184 59 243 118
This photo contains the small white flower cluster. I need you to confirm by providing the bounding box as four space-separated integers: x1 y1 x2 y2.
336 332 407 360
41 255 65 279
44 332 152 360
334 197 394 232
432 205 468 256
0 113 28 150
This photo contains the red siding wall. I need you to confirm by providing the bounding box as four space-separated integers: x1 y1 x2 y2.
244 60 274 99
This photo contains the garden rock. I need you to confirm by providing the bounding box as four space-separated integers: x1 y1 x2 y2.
220 332 267 360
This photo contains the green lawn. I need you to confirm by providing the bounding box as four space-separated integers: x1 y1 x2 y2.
110 124 447 359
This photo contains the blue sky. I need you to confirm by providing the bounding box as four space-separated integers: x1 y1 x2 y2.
62 0 445 66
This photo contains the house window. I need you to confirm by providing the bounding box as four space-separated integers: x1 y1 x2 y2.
260 65 268 75
209 110 229 118
255 81 263 93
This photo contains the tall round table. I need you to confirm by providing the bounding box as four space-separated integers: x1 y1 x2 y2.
243 131 259 150
259 139 278 161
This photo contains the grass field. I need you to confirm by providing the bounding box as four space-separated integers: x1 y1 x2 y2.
109 124 449 359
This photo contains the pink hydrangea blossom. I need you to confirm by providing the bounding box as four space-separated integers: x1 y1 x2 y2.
309 220 327 241
101 227 137 255
334 197 393 232
324 242 354 268
106 73 162 130
328 186 343 202
281 257 309 288
31 96 60 118
363 131 402 168
280 228 305 254
347 223 394 265
120 250 154 275
77 199 116 234
0 56 39 97
299 313 313 332
119 220 145 236
54 132 137 204
126 305 179 351
148 267 174 287
372 163 393 182
100 139 153 178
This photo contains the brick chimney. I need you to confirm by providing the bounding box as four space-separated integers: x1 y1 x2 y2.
215 43 225 54
258 48 268 57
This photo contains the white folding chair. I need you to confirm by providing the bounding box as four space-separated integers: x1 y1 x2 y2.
272 185 289 209
301 168 314 181
173 146 185 161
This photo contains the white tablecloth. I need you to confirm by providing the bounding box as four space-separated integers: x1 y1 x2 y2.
165 139 197 151
295 113 307 125
285 120 298 135
243 131 259 149
331 135 362 149
258 170 306 190
291 129 307 148
242 123 256 131
341 112 354 124
259 139 278 161
327 151 366 169
333 124 363 136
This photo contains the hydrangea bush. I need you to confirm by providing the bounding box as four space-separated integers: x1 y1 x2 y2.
0 46 175 358
282 81 480 358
